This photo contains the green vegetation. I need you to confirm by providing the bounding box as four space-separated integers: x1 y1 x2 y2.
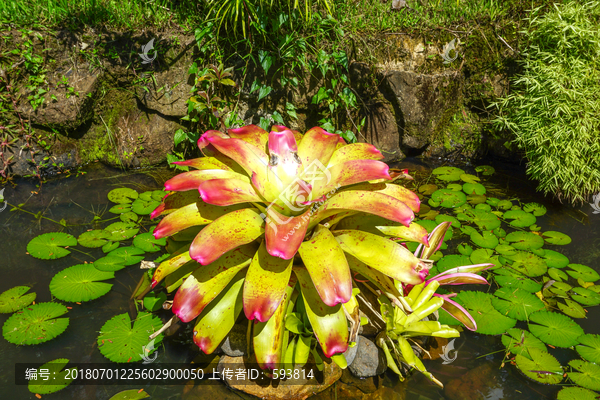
493 1 600 203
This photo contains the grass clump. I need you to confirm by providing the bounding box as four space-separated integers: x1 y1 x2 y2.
493 1 600 203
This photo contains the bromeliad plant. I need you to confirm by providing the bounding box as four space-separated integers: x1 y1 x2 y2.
149 124 437 369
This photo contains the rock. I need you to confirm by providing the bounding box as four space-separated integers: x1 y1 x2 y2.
348 336 387 378
342 335 360 366
444 363 501 400
361 101 405 162
217 355 342 400
220 324 247 357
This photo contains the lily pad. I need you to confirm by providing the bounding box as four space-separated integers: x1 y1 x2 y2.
151 190 166 202
548 268 568 282
0 286 36 313
109 204 132 214
558 299 586 319
102 241 120 253
94 256 127 272
462 183 486 195
471 209 501 230
571 287 600 306
432 166 464 181
120 211 139 223
131 196 161 215
497 200 513 210
97 312 163 363
568 360 600 391
467 194 487 205
491 287 545 321
105 222 139 241
2 302 69 345
505 231 545 250
27 232 78 260
447 183 463 191
502 251 547 277
28 358 75 395
528 311 584 347
460 173 480 183
470 230 499 249
495 273 543 293
454 291 516 335
108 246 145 266
515 348 562 384
414 219 439 233
503 210 537 228
542 231 571 245
576 334 600 363
143 292 167 312
418 184 438 195
474 203 492 212
133 232 167 253
436 255 472 273
431 189 467 208
495 244 517 256
457 243 473 256
541 250 570 269
475 165 495 175
501 328 546 358
78 230 112 248
109 389 151 400
50 264 114 302
567 264 600 282
470 248 500 266
108 188 138 204
435 214 461 228
557 387 599 400
523 203 547 216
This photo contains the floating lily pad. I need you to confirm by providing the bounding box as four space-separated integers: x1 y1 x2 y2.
549 268 568 281
470 230 499 249
502 251 547 277
528 311 584 347
475 203 492 212
108 246 145 266
94 256 127 272
495 244 517 256
470 248 500 266
120 211 139 223
108 188 138 204
557 387 599 400
492 227 507 238
460 173 480 183
436 255 472 273
133 232 167 253
27 232 78 260
50 264 114 302
463 183 486 195
497 200 513 210
467 194 487 205
131 195 161 215
143 292 167 312
0 286 36 313
558 299 586 318
418 184 438 195
78 230 112 248
102 241 120 253
504 210 537 228
97 312 163 363
523 203 547 216
571 287 600 306
28 358 76 395
105 222 139 241
568 360 600 391
431 189 467 208
447 183 463 191
414 219 438 233
434 214 461 227
505 231 545 250
454 291 516 335
515 348 562 384
492 287 545 321
486 197 500 206
541 250 569 269
460 225 477 235
501 328 546 358
2 302 69 345
457 243 473 256
475 165 495 175
495 273 543 293
471 209 501 230
109 204 132 214
109 389 151 400
542 231 571 245
576 334 600 363
567 264 600 282
432 166 464 181
151 190 166 202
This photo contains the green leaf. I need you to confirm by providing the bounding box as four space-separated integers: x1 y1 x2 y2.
436 255 472 273
50 264 114 302
105 222 139 241
434 214 461 227
457 243 473 256
120 211 139 223
492 287 545 321
571 287 600 306
502 251 548 277
109 204 132 214
567 264 600 282
28 358 75 395
568 360 600 391
515 348 562 384
454 291 516 335
258 50 273 74
497 200 513 210
94 256 126 272
0 286 36 313
542 231 571 245
528 311 584 347
471 209 501 230
501 328 546 358
131 197 161 215
2 302 69 345
431 189 467 208
102 241 120 253
558 299 586 318
503 210 537 228
470 230 499 249
108 188 138 204
557 387 599 400
475 165 495 175
258 85 272 102
97 312 163 363
470 248 500 266
133 232 167 253
576 334 600 363
548 268 568 281
460 173 480 183
108 246 145 266
495 270 543 293
108 389 151 400
541 250 570 268
432 166 464 181
173 129 187 147
418 184 438 195
27 232 78 259
143 292 167 312
78 229 111 248
523 203 547 216
505 231 545 250
462 183 486 195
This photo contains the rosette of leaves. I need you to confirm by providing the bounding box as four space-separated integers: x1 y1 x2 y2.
149 125 430 369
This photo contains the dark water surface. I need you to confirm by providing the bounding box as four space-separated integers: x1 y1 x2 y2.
0 160 597 399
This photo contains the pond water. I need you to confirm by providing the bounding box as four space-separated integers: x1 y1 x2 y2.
0 159 597 400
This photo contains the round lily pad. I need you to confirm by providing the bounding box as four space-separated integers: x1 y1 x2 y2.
97 312 163 363
94 256 127 272
133 232 167 253
542 231 571 245
558 299 586 319
102 241 119 253
432 166 464 181
109 389 151 400
471 209 501 230
503 210 537 228
78 230 112 248
431 189 467 208
151 190 166 202
467 194 487 205
495 272 543 293
548 268 568 281
27 232 78 260
28 358 76 395
435 214 461 227
502 251 548 277
576 334 600 364
105 222 139 241
109 204 132 214
475 203 492 212
462 183 486 195
120 211 139 223
143 292 167 312
470 230 499 249
131 193 161 215
515 348 562 384
541 250 569 269
502 328 546 358
497 200 513 210
418 184 438 195
436 255 472 273
460 173 480 183
475 165 495 175
568 360 600 391
495 244 517 256
108 188 138 204
0 286 36 313
567 264 600 282
108 246 145 265
414 219 438 233
523 203 547 216
470 248 500 266
457 243 473 256
505 231 545 250
50 264 114 302
492 287 545 321
528 310 584 347
557 387 599 400
2 302 69 345
447 183 463 191
571 287 600 306
454 291 516 335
